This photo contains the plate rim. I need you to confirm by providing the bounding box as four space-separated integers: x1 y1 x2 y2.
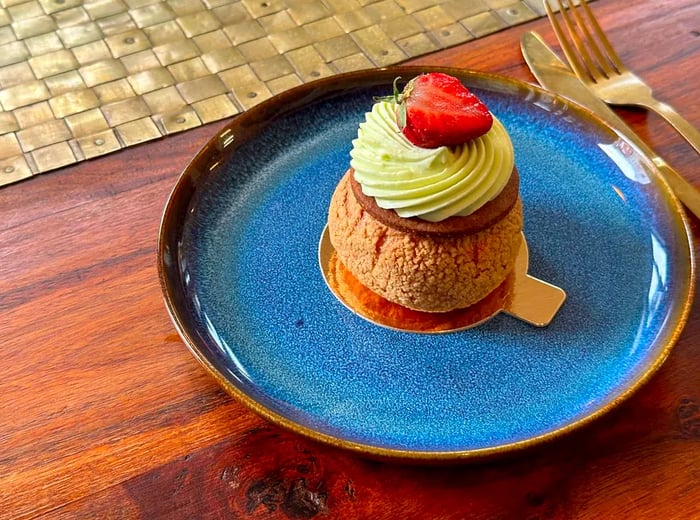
157 65 696 462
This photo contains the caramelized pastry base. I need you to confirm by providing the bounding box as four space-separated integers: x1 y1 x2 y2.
327 252 515 332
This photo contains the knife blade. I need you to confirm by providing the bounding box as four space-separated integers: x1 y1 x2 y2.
521 31 700 219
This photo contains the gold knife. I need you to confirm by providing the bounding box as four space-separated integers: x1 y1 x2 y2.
521 31 700 220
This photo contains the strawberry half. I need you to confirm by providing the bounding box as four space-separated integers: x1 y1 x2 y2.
394 73 493 149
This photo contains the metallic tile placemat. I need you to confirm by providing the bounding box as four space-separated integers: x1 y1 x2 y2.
0 0 548 187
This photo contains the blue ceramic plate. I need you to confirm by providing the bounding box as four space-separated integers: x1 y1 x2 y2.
158 67 694 461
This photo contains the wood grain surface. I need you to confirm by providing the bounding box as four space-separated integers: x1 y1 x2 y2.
1 0 698 518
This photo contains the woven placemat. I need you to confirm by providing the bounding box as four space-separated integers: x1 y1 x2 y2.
0 0 548 187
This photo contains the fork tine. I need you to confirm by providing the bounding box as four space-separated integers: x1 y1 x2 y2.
564 0 615 78
579 0 625 74
544 0 593 82
558 0 607 81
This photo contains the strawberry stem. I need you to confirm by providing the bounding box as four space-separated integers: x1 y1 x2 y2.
373 76 403 104
392 76 402 99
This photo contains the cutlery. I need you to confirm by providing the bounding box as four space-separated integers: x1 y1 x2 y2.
544 0 700 155
521 31 700 220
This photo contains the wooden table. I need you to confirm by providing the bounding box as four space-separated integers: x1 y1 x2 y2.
2 0 698 518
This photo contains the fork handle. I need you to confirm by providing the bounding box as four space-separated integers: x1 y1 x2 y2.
644 98 700 155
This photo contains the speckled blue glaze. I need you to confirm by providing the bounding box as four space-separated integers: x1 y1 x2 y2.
172 70 692 457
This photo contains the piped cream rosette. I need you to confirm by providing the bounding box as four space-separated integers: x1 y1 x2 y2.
350 100 514 222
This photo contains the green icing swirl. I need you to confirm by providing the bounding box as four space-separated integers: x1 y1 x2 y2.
350 100 514 222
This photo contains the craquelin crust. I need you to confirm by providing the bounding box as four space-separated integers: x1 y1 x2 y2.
328 170 523 313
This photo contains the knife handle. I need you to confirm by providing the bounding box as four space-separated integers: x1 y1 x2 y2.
611 123 700 221
652 157 700 220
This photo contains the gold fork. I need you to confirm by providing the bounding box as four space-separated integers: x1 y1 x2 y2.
544 0 700 155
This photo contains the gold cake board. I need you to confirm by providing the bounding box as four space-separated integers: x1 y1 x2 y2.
0 0 549 187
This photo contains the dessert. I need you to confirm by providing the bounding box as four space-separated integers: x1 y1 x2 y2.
327 72 523 314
